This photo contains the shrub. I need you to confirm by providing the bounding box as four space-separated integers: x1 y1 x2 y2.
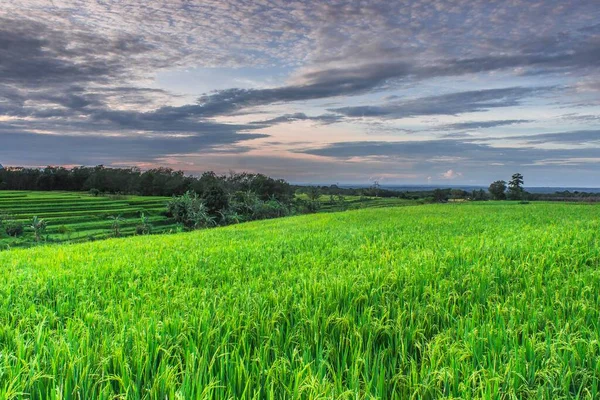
5 221 24 237
167 191 216 229
89 188 100 197
108 215 124 237
293 198 321 214
252 199 290 220
219 208 242 225
108 193 127 200
57 225 71 234
135 224 152 235
135 212 152 235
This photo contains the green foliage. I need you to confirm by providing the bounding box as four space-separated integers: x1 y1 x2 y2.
191 172 230 216
489 180 507 200
471 189 489 201
30 216 47 242
167 191 216 229
1 203 600 398
135 212 153 235
57 225 71 234
432 188 450 202
5 222 24 237
2 213 24 237
107 214 124 237
88 188 100 196
508 172 525 200
306 186 321 202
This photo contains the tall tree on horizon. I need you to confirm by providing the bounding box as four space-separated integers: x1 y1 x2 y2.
508 173 525 200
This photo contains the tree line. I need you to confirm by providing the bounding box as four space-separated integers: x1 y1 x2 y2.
0 165 293 200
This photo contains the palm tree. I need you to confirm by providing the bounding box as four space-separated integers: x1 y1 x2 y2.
30 216 47 242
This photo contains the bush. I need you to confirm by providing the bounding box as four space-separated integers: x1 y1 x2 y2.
57 225 71 234
135 212 152 235
167 191 216 229
251 199 290 220
135 224 152 235
5 222 24 237
89 188 100 197
107 193 127 200
293 198 321 214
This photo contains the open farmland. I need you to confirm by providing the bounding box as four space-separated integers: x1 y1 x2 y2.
0 191 176 248
298 193 419 212
1 202 600 398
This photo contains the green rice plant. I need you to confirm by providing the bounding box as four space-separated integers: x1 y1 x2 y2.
0 203 599 398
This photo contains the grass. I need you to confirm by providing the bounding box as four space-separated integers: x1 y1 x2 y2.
1 202 599 398
0 191 177 248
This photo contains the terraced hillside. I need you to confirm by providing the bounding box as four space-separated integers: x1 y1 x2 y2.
1 203 600 398
0 191 175 248
0 191 416 249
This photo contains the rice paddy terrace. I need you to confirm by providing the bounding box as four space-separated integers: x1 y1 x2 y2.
0 191 415 249
1 202 599 398
0 191 176 248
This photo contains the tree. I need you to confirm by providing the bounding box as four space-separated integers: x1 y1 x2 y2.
306 186 321 202
30 216 47 242
450 189 468 200
488 180 507 200
432 189 449 203
193 172 229 217
507 173 524 200
371 180 380 197
471 189 489 201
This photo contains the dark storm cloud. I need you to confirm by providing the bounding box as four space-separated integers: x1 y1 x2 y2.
330 87 548 119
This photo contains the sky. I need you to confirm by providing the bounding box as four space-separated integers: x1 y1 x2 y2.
1 0 599 186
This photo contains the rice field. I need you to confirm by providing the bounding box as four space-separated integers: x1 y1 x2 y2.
0 191 176 248
1 202 600 398
314 195 418 212
0 191 413 249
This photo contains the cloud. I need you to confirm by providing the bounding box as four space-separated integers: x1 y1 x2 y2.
441 169 463 179
510 130 600 145
0 17 153 88
329 87 548 119
297 138 600 168
441 120 533 130
250 112 343 126
0 127 266 166
0 1 599 184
